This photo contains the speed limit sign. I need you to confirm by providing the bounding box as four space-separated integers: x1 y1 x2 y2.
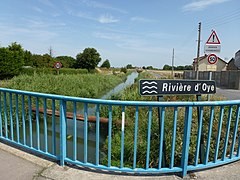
207 54 218 65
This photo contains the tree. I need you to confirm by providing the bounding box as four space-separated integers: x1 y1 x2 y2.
55 56 76 68
120 67 127 74
126 64 133 69
101 59 110 68
32 54 45 67
146 66 154 70
31 54 54 68
0 42 24 79
163 64 172 70
42 54 55 67
75 48 101 71
23 50 33 66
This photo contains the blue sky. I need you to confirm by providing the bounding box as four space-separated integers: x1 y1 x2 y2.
0 0 239 68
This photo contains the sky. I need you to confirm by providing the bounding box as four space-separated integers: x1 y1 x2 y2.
0 0 239 68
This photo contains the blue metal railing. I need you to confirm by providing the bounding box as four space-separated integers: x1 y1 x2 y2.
0 87 240 177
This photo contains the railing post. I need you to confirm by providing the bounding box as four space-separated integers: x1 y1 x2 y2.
60 99 67 166
181 106 193 177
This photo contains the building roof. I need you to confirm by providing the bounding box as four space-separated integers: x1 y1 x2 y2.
193 54 227 64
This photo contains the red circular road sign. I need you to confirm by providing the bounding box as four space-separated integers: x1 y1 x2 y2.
207 54 218 64
54 62 62 69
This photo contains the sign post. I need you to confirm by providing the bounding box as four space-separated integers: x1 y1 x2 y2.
54 62 62 75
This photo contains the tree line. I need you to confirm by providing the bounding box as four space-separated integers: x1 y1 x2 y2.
162 64 193 70
0 42 111 79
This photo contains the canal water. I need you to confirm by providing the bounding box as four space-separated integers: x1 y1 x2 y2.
20 71 139 163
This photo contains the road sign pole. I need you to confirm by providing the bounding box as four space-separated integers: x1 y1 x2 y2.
196 94 205 164
207 72 212 101
196 22 201 80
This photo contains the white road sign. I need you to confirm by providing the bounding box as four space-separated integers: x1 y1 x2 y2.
204 44 221 53
205 30 221 54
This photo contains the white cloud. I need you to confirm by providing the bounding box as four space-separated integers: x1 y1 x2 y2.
78 0 127 14
93 32 169 53
98 14 119 24
131 16 158 23
182 0 230 12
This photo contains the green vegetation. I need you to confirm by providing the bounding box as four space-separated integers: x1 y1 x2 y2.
75 48 101 71
162 64 193 70
55 56 76 68
101 59 111 69
120 67 127 74
3 73 126 98
20 68 88 76
0 42 24 79
100 72 233 168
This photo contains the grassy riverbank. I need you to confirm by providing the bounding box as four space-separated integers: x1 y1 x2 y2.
1 73 127 98
101 71 233 168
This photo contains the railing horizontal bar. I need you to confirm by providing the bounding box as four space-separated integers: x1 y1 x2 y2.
0 137 58 160
3 88 240 107
64 158 183 173
187 156 240 171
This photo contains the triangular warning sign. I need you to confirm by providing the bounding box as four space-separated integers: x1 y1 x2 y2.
206 30 221 44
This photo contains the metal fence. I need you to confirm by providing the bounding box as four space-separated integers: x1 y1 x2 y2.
183 70 240 89
0 87 240 177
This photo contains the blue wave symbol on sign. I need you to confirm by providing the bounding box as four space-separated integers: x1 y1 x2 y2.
142 81 157 94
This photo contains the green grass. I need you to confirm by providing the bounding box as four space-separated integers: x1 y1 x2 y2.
100 71 234 168
2 73 126 98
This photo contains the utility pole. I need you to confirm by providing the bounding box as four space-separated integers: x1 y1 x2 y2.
196 22 201 80
171 48 174 78
49 46 53 57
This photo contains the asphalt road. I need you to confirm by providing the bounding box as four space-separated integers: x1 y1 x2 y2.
216 88 240 100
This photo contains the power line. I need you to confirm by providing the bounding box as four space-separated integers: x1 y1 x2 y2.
202 9 240 29
204 9 240 26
